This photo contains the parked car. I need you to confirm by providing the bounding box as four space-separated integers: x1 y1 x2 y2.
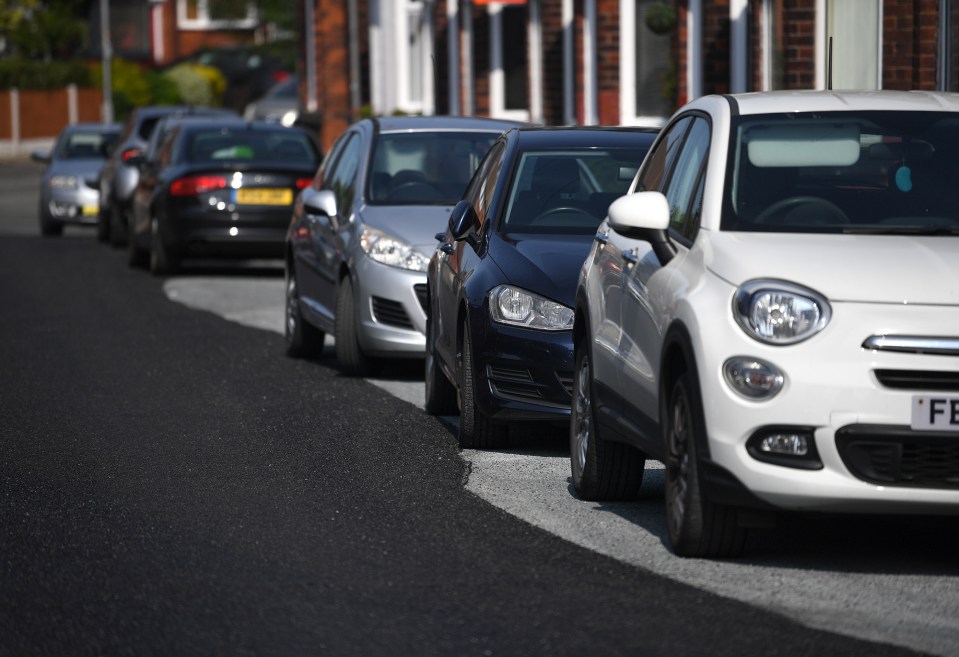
425 127 656 448
571 90 959 558
32 122 121 237
127 119 320 275
98 105 237 246
284 115 523 374
243 75 300 126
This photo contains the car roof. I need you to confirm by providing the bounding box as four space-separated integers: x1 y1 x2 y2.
61 122 121 134
712 89 959 115
509 125 659 148
176 119 308 134
372 115 524 134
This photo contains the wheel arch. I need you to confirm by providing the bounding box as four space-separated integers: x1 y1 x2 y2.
659 321 711 458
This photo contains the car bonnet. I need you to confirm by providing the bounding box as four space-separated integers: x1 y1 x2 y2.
486 232 593 309
356 204 456 258
703 230 959 305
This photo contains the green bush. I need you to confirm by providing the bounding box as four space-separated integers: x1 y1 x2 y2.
163 62 226 108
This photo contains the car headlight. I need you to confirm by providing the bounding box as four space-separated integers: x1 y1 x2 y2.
733 280 831 345
488 285 574 331
49 175 78 189
359 227 429 272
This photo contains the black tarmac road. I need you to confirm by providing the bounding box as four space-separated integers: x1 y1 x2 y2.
0 161 930 656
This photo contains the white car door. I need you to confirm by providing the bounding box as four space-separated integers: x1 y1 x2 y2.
617 116 711 435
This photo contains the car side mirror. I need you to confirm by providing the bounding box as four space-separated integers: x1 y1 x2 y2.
30 148 51 163
303 188 338 221
448 199 479 244
607 191 676 264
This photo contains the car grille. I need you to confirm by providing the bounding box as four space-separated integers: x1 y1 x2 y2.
414 284 428 313
371 297 413 330
487 365 572 408
836 425 959 489
874 369 959 392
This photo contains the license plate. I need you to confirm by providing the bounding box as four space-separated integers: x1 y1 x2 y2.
235 188 292 205
82 204 99 216
911 395 959 431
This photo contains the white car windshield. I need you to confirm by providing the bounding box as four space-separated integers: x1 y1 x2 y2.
724 111 959 235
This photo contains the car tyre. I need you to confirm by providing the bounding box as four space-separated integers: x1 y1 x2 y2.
424 315 457 415
334 275 376 376
458 327 508 449
570 341 645 500
149 217 178 276
109 204 128 247
39 212 62 237
96 208 110 242
127 227 148 268
664 372 746 558
285 271 325 358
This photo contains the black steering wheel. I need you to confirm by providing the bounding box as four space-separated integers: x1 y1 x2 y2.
754 196 850 226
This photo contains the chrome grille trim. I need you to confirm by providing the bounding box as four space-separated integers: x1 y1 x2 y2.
862 335 959 356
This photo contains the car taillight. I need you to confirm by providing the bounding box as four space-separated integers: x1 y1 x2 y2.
295 178 313 190
121 147 142 162
170 175 229 196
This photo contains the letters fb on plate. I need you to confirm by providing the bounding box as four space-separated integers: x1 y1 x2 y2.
911 395 959 431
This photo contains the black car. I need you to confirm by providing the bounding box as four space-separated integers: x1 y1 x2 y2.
425 127 657 448
98 105 237 246
128 119 320 275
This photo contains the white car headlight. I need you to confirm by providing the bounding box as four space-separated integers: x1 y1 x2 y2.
489 285 574 331
49 175 78 189
359 227 429 272
733 280 831 345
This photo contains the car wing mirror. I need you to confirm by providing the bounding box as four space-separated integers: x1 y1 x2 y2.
448 200 479 244
30 148 51 163
607 191 676 264
303 188 338 225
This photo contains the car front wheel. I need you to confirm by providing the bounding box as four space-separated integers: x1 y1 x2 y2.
424 314 457 416
285 271 325 358
334 276 375 376
664 372 746 558
458 326 507 449
570 341 645 500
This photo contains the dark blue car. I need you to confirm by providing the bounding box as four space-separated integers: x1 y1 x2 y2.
425 127 657 448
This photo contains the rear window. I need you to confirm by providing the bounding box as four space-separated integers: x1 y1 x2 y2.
187 129 319 165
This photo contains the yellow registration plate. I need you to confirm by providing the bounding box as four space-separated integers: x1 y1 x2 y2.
236 188 292 205
82 204 99 216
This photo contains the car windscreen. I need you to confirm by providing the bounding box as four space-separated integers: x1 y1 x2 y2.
185 129 319 166
56 130 118 159
366 132 498 205
500 148 648 235
724 111 959 235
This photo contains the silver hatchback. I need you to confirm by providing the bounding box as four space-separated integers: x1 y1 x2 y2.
284 115 522 375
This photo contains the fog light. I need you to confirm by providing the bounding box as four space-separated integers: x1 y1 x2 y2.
746 427 822 470
723 357 784 399
758 433 808 456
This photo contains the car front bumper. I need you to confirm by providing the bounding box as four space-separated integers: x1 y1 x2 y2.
690 286 959 514
353 255 428 358
42 187 100 225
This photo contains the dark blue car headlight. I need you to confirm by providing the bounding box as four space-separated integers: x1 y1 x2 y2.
488 285 573 331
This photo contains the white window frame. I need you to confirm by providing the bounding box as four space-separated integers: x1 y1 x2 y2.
489 3 531 122
395 0 434 115
816 0 882 90
176 0 257 30
619 0 671 127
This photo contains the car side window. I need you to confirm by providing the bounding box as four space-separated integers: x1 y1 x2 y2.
464 141 506 230
635 116 691 193
325 134 361 215
662 117 710 241
313 132 349 188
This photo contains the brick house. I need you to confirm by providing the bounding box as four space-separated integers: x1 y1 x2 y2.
300 0 959 153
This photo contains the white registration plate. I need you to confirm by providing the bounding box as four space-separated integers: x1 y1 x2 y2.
911 395 959 431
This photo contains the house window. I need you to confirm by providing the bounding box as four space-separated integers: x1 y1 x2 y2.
620 0 672 125
490 4 530 120
942 0 959 91
177 0 257 30
824 0 880 89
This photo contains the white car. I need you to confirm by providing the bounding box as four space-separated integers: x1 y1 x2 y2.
571 90 959 558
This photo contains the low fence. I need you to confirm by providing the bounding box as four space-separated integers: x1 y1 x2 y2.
0 86 104 158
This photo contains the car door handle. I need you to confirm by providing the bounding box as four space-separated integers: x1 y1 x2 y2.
622 249 638 266
594 231 609 245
